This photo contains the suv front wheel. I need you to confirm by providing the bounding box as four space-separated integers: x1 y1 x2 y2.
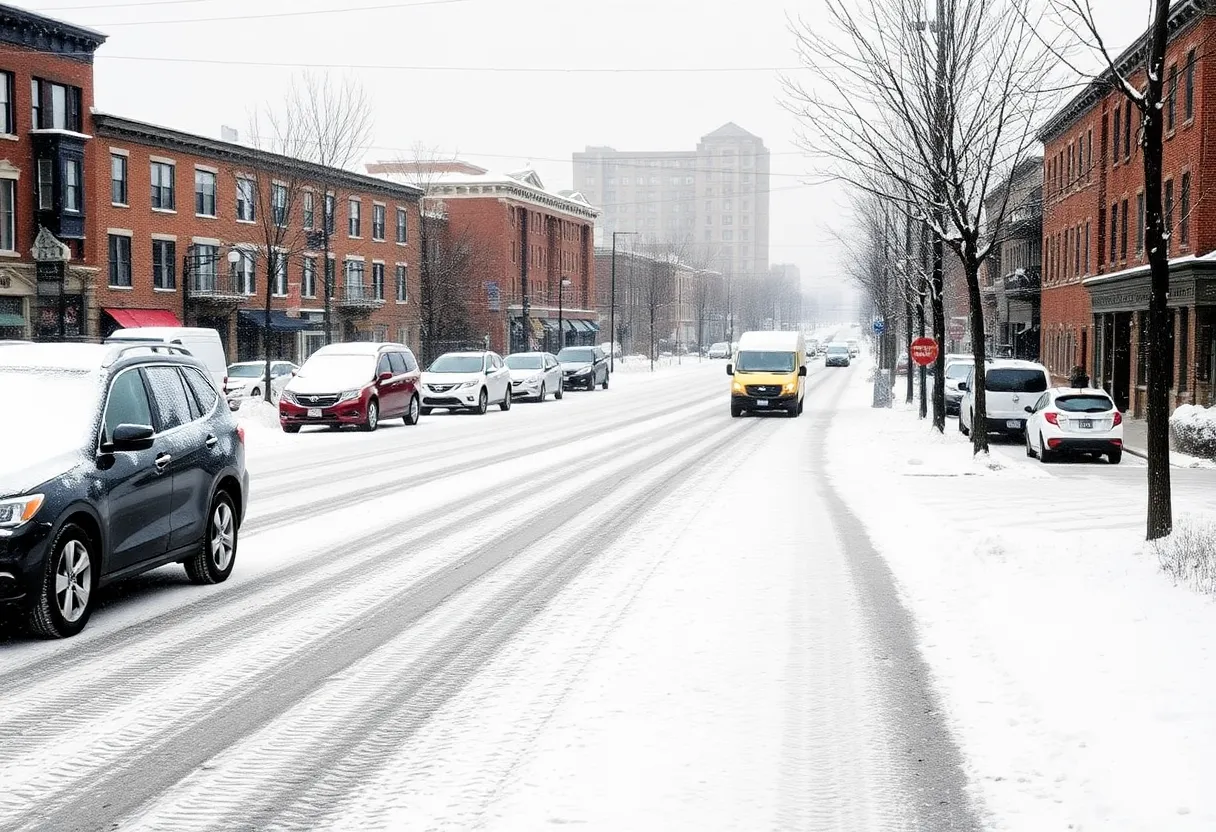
185 491 238 585
361 399 379 432
28 522 95 639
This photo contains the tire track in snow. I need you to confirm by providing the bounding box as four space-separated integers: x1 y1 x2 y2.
0 391 715 690
4 417 760 832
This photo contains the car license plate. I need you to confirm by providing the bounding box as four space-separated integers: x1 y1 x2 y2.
1080 419 1093 429
756 399 769 406
1006 420 1021 429
307 408 322 418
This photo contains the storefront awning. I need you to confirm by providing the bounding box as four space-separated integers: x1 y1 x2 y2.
584 319 601 332
0 312 24 327
237 309 318 333
105 308 182 328
569 320 591 333
541 318 559 331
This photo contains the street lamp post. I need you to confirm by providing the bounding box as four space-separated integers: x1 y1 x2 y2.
558 277 572 350
610 231 637 372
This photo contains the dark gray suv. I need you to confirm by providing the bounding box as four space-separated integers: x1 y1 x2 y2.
0 342 249 638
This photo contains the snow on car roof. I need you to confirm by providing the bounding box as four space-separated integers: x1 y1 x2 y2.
0 343 112 371
737 331 801 350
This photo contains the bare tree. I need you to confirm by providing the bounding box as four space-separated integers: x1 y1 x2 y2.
787 0 1056 453
277 72 374 346
1043 0 1172 538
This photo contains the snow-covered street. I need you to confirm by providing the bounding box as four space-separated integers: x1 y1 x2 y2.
0 355 978 832
6 351 1216 831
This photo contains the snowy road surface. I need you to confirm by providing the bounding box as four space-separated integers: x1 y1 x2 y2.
0 358 981 831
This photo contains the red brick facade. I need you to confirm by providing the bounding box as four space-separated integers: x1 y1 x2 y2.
92 115 423 363
1040 5 1216 412
368 162 598 355
0 10 106 340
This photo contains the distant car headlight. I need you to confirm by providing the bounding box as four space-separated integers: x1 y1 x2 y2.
457 380 478 389
281 390 298 404
337 389 361 403
732 381 745 394
0 494 44 530
526 374 543 384
575 367 592 376
782 382 797 394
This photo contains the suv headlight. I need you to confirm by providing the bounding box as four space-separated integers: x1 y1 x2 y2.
0 494 44 530
281 390 298 404
526 373 542 384
337 389 361 403
575 367 592 375
457 380 478 389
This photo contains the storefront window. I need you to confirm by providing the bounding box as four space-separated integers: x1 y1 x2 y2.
1179 308 1189 392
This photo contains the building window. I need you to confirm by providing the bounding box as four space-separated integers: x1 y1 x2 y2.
1120 198 1129 259
1086 127 1093 180
0 179 12 252
303 191 315 229
151 162 175 210
195 169 216 216
1136 193 1145 255
1124 99 1133 159
272 183 288 226
236 178 255 222
345 259 365 296
1075 225 1082 275
1112 109 1121 164
0 71 11 134
1186 48 1196 121
396 207 407 243
152 239 176 290
1179 307 1190 392
1165 179 1175 254
324 193 336 234
302 256 317 298
63 158 81 213
37 158 53 210
372 262 385 300
271 253 287 296
1181 172 1191 245
348 198 361 237
372 204 386 240
1084 221 1091 274
1168 63 1178 131
235 250 255 295
111 154 128 205
108 234 132 287
30 78 81 131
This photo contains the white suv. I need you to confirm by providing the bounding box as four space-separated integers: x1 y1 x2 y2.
958 359 1050 438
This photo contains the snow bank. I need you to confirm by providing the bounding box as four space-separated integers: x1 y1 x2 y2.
1170 404 1216 459
826 361 1216 831
237 398 281 431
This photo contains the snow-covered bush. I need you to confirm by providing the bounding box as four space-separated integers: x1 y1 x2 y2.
1170 404 1216 459
1153 514 1216 595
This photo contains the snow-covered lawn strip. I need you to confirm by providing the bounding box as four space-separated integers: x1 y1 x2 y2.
826 358 1216 832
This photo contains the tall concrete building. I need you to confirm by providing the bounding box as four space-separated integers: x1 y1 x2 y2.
572 123 771 281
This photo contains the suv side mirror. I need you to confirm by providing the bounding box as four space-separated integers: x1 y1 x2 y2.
798 365 808 377
107 423 155 452
378 371 393 382
957 381 969 392
1024 405 1034 413
725 364 733 376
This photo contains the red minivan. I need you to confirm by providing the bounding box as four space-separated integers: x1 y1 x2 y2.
278 342 422 433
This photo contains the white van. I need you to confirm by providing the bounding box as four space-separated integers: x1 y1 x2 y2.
106 327 228 389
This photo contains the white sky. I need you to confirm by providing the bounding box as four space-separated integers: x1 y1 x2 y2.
19 0 1160 295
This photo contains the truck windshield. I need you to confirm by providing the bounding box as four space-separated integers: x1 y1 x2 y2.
736 351 795 373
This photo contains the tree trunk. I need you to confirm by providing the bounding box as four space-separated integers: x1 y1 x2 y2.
263 251 274 404
917 294 928 419
1143 0 1174 540
904 295 914 404
930 234 946 431
963 253 989 455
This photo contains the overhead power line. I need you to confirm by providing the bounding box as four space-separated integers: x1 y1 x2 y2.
83 0 470 26
95 54 800 73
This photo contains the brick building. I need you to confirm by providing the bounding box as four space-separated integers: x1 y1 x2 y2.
0 7 105 340
983 156 1042 360
367 161 599 355
93 114 424 363
1039 0 1216 413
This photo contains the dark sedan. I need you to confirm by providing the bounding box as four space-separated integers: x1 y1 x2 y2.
557 346 609 390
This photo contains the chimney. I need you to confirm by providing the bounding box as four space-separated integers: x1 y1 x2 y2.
220 125 239 143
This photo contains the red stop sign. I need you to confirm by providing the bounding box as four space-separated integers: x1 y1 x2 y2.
910 337 939 367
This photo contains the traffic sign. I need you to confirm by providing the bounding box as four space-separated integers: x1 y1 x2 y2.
910 336 939 367
872 318 886 335
948 321 965 340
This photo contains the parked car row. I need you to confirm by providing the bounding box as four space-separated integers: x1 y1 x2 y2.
278 342 613 432
956 358 1123 464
